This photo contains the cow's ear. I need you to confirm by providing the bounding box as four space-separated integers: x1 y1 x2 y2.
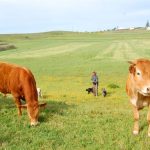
38 103 47 108
129 65 136 74
128 60 136 74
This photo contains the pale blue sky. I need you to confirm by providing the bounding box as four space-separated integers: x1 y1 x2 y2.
0 0 150 33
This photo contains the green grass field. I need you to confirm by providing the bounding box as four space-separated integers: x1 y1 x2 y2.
1 30 150 150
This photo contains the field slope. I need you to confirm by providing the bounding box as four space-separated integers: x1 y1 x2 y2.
1 30 150 150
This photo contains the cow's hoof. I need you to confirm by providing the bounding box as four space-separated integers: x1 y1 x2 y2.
133 130 139 135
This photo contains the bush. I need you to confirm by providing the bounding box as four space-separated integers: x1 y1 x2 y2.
0 44 16 51
108 83 120 89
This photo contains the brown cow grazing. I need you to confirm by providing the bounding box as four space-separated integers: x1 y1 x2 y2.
126 59 150 136
0 62 46 126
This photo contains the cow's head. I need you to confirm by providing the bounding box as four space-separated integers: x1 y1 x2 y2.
128 59 150 96
21 102 46 126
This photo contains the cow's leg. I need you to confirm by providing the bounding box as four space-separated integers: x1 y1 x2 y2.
147 106 150 137
13 97 22 116
132 106 139 135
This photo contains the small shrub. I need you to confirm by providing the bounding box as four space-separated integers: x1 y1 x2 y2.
25 36 30 39
0 44 16 51
8 45 16 49
108 83 120 89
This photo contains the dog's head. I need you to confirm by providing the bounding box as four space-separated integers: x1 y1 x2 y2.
86 88 89 92
86 88 93 94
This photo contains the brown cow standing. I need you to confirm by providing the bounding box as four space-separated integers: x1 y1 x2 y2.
126 59 150 136
0 62 46 126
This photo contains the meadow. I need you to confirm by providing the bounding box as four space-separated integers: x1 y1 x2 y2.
0 30 150 150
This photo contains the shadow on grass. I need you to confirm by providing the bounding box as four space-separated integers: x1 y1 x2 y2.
0 95 76 123
39 100 76 123
0 95 26 109
0 95 15 109
140 122 148 131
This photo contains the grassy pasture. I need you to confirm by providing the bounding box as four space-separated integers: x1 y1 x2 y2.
0 30 150 149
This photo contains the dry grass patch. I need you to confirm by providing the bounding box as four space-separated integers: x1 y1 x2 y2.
0 42 16 51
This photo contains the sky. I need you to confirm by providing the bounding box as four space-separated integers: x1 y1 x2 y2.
0 0 150 33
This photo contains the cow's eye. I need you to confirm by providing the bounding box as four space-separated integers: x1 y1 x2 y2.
136 72 141 76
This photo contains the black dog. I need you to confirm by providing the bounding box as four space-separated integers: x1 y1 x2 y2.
102 88 107 97
86 88 93 94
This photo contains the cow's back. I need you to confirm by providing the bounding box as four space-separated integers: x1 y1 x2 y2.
0 62 16 93
0 62 37 101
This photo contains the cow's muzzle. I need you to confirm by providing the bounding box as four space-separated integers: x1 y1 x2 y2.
147 87 150 93
138 90 150 96
31 121 39 126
